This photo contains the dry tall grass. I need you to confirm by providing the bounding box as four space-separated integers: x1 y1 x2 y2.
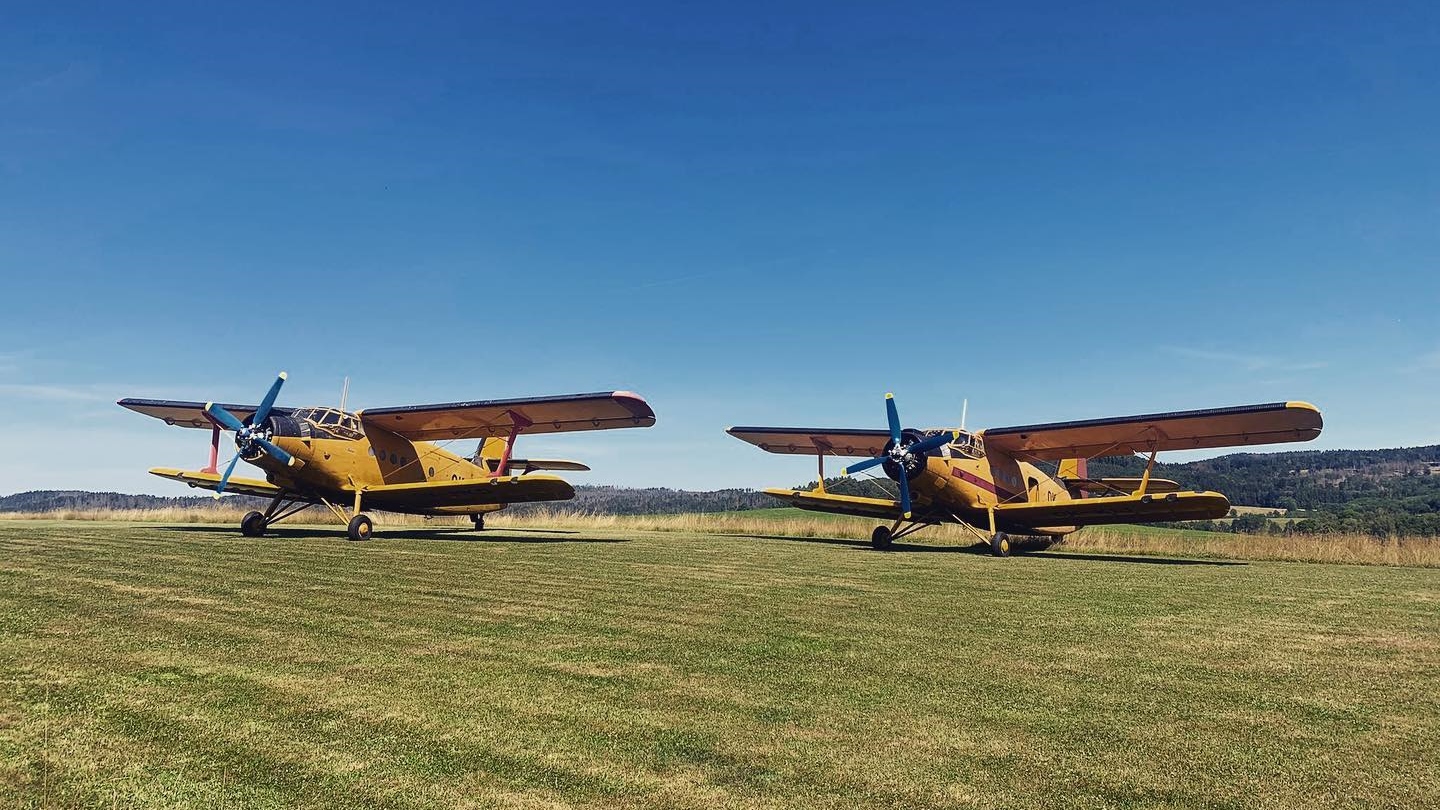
3 506 1436 567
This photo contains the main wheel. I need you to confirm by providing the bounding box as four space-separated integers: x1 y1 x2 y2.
990 532 1012 557
241 511 266 537
347 514 374 542
471 513 485 531
870 525 893 550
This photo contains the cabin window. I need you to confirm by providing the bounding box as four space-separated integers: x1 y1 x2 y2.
390 453 398 464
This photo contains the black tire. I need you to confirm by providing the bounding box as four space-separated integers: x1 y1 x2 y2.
241 511 266 537
347 514 374 542
870 525 893 550
990 532 1012 557
471 514 485 531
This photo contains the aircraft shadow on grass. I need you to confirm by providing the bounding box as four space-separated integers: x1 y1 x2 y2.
162 525 627 545
746 533 1246 566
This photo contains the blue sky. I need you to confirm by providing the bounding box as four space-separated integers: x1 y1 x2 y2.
2 2 1437 495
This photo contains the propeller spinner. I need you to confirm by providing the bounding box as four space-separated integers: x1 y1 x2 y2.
840 393 957 519
203 372 301 496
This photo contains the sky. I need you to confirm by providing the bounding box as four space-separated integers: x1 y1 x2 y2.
1 1 1437 495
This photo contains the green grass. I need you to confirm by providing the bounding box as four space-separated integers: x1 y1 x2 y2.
1 520 1437 809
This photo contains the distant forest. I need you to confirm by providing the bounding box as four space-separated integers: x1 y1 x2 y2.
4 444 1439 536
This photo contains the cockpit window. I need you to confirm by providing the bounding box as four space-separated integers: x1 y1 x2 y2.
291 407 364 440
947 430 986 460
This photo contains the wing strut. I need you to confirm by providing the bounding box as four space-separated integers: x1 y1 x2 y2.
813 438 831 493
490 410 534 478
203 423 221 474
1136 448 1159 497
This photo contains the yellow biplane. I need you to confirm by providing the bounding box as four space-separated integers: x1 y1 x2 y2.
728 396 1322 555
120 373 655 540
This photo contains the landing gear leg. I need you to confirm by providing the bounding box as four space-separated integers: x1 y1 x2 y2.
990 532 1012 557
870 525 892 550
471 514 485 532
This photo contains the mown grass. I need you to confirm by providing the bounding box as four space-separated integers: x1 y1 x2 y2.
1 520 1437 809
6 506 1439 567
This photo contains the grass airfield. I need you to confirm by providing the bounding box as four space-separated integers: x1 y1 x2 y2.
1 520 1437 809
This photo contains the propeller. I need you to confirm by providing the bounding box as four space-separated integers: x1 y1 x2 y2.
203 372 301 496
841 393 957 519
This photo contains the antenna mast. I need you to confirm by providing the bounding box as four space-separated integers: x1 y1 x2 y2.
960 398 968 432
340 376 351 411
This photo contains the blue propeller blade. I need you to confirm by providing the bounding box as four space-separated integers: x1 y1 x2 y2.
885 393 902 444
910 430 959 455
214 453 241 497
252 371 288 426
842 455 887 476
896 466 912 519
253 437 296 467
204 402 246 432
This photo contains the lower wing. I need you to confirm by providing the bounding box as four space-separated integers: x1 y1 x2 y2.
150 468 292 500
760 488 907 520
995 491 1230 529
362 475 576 511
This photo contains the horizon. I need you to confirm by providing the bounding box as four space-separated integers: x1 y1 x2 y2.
3 3 1437 496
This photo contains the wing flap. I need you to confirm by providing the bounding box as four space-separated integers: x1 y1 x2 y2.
727 427 893 457
359 391 654 441
362 475 576 510
761 488 906 520
982 401 1322 460
149 468 290 500
995 491 1230 528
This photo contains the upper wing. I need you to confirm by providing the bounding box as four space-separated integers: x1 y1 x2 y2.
363 475 575 510
981 401 1322 460
149 468 292 499
120 399 294 429
726 427 893 457
995 491 1231 529
359 391 654 441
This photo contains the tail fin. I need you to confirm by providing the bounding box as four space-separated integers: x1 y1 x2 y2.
1058 457 1089 498
473 438 508 463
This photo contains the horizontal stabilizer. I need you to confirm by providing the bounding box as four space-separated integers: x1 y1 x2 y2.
1061 477 1183 495
479 458 591 474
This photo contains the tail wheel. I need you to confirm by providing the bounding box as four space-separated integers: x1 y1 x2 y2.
241 511 266 537
870 525 893 550
990 532 1011 557
471 514 485 531
347 514 374 542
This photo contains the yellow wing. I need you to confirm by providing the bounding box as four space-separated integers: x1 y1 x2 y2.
362 475 576 511
995 491 1230 528
359 391 654 441
149 468 292 499
759 488 906 519
981 401 1322 460
726 427 892 457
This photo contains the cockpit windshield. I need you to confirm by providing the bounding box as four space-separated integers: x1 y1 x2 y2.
946 430 985 460
290 407 364 440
